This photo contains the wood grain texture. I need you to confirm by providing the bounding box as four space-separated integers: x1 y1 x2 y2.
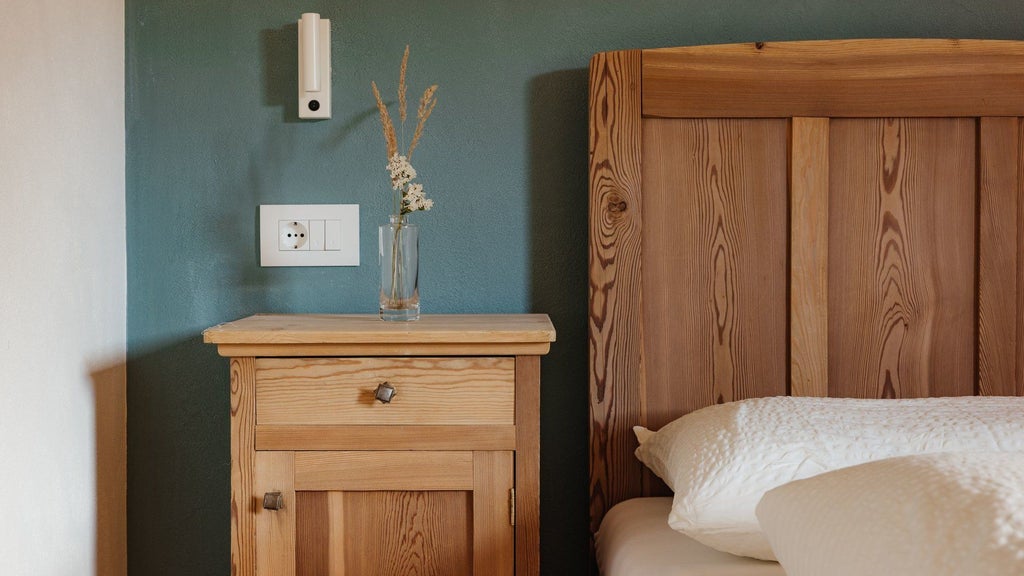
296 492 330 576
642 40 1024 118
230 357 257 576
296 490 473 576
93 363 126 576
515 356 541 576
587 39 1024 554
296 492 346 576
254 452 295 576
209 315 550 576
255 357 514 426
828 118 977 398
979 117 1020 396
642 118 788 425
214 342 551 357
588 49 644 535
294 452 474 491
327 493 346 575
790 118 830 397
473 451 515 576
205 314 554 346
341 491 473 576
256 425 516 451
1020 119 1024 397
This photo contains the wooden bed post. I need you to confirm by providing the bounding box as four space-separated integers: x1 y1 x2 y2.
588 49 643 540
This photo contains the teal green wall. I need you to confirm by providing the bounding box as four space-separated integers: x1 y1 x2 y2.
126 1 1024 573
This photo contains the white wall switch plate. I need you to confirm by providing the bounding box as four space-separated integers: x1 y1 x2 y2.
260 204 359 266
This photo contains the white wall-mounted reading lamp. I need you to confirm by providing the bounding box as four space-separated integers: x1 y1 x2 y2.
298 12 331 119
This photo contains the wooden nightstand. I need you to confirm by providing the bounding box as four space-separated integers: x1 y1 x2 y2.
204 314 555 576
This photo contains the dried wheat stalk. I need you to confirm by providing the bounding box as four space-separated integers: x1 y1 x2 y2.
407 84 438 159
371 80 398 159
398 45 409 124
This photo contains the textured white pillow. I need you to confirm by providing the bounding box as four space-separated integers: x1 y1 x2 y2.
756 452 1024 576
633 396 1024 560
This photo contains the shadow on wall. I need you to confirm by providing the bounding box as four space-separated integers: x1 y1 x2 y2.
261 24 300 123
528 68 592 575
90 361 127 576
128 338 231 575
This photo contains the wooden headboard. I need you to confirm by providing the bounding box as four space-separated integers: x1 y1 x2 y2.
588 39 1024 536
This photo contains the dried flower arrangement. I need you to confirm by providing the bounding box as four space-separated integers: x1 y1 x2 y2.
371 45 438 218
371 46 439 321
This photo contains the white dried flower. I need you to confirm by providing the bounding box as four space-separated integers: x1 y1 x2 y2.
401 182 433 213
387 154 417 190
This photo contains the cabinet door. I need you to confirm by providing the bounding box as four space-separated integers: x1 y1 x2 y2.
254 450 514 576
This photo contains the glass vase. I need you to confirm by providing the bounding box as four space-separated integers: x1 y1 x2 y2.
379 215 420 321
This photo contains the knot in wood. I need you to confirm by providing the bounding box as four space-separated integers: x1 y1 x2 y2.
606 195 628 213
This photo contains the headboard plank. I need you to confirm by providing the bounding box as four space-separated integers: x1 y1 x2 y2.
827 118 977 398
643 39 1024 118
587 50 644 534
790 118 830 397
642 118 788 428
979 117 1020 396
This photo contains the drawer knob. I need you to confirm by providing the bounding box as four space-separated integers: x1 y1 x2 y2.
374 382 397 404
263 492 284 511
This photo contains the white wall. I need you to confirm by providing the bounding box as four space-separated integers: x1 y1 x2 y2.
0 1 125 574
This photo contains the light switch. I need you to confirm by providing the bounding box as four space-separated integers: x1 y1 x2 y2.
324 220 342 251
309 220 325 250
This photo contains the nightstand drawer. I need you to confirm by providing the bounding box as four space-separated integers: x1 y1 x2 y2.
255 357 515 425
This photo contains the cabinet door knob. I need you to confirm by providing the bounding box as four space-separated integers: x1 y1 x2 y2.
263 491 284 511
374 382 397 404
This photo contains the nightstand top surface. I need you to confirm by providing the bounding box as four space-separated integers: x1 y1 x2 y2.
203 314 555 357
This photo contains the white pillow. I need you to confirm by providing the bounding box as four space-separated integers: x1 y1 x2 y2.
756 452 1024 576
633 396 1024 560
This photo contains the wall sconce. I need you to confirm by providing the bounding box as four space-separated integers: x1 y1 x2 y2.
298 12 330 119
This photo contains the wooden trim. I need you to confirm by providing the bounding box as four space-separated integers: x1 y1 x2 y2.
790 118 830 397
979 117 1020 396
473 451 515 576
213 342 551 358
1018 119 1024 397
205 314 556 344
515 356 541 576
230 358 257 576
254 452 295 576
256 425 516 451
207 314 555 357
293 451 474 491
326 493 345 575
588 49 644 537
94 362 126 576
642 40 1024 118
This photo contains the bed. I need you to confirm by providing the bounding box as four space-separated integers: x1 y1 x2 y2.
587 39 1024 575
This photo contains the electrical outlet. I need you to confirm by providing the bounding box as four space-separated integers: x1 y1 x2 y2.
279 220 310 250
260 204 359 267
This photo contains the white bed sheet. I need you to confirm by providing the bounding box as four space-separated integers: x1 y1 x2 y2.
596 498 786 576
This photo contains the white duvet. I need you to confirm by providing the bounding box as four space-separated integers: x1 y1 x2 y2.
757 452 1024 576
